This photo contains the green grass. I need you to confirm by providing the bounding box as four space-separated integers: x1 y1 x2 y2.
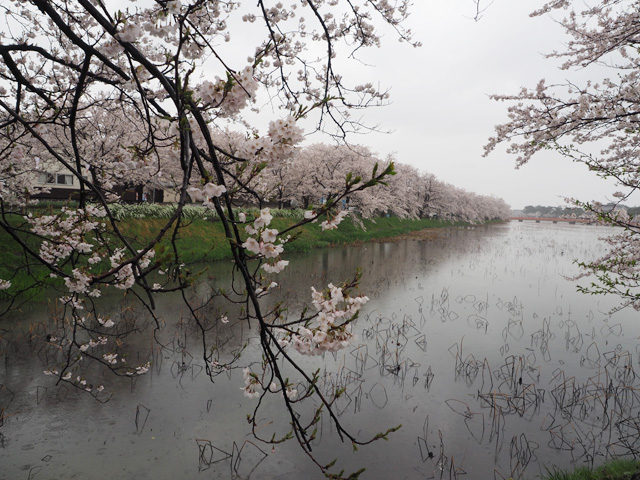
540 459 640 480
273 216 460 253
115 215 463 262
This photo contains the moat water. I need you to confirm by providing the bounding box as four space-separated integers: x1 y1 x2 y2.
2 221 638 479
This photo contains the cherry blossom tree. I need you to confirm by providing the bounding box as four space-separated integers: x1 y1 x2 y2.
484 0 640 310
283 143 396 215
276 145 511 221
0 1 418 476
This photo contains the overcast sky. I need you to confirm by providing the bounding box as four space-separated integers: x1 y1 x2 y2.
324 0 626 211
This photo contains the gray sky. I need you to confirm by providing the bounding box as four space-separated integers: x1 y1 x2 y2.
336 0 626 211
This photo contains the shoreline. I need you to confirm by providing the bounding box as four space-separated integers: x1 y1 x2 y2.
0 216 498 302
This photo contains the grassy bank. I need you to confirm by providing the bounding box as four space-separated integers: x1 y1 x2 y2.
0 213 470 301
540 459 640 480
120 215 464 263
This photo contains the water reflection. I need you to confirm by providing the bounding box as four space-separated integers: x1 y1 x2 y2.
1 222 639 479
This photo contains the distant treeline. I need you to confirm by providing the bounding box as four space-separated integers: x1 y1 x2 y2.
522 204 640 218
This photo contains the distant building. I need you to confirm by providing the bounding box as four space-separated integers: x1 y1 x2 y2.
31 164 174 203
32 165 80 200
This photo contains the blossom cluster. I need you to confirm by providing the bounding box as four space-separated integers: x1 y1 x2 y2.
0 144 44 207
26 206 106 266
266 116 305 160
196 66 259 117
280 283 369 356
25 206 110 296
187 181 227 209
321 210 349 231
79 335 109 352
44 369 103 393
241 208 290 275
241 367 262 399
127 362 151 376
228 116 304 165
109 248 155 291
241 367 298 400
